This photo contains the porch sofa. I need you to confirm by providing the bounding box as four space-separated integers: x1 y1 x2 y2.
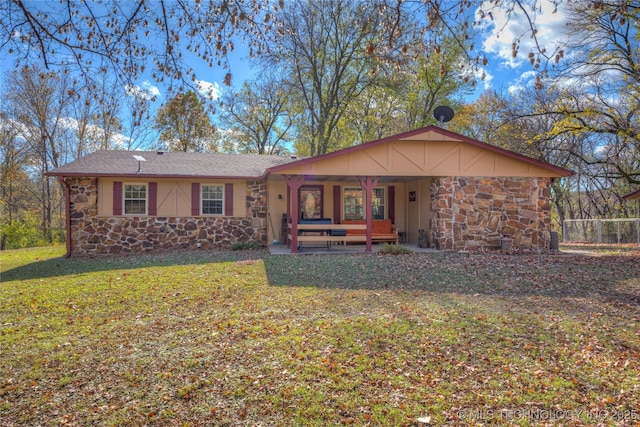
342 219 399 244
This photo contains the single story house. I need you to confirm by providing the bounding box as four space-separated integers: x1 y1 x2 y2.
47 125 573 256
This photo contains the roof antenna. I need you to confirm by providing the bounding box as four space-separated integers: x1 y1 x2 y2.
133 155 146 174
433 106 454 128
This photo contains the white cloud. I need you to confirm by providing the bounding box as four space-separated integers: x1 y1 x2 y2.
196 80 221 101
141 81 161 97
506 70 537 95
477 1 569 69
479 69 494 92
125 81 161 100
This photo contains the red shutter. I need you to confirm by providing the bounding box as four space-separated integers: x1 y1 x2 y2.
191 183 200 216
113 181 122 215
388 185 395 224
333 185 341 224
148 182 157 216
224 183 233 216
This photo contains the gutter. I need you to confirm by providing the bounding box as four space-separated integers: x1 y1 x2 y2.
59 177 72 258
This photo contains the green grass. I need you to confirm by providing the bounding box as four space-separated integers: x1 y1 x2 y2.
1 246 639 426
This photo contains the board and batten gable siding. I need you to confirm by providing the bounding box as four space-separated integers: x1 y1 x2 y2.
272 138 568 179
97 178 245 217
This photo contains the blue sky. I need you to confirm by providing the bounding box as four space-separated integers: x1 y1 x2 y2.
473 0 569 96
2 0 572 149
141 0 571 106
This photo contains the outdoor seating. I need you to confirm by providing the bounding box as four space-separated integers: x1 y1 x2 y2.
342 219 399 244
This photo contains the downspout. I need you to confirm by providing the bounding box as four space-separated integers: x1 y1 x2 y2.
60 177 72 258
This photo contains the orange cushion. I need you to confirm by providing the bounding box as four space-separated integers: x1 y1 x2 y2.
373 220 392 234
343 219 365 235
343 219 393 235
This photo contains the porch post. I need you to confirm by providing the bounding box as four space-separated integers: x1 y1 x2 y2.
358 176 379 253
286 186 291 247
286 175 305 253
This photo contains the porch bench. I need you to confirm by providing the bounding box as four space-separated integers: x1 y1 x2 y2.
342 219 399 244
290 220 398 251
290 221 366 251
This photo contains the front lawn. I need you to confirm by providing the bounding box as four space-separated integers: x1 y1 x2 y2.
1 246 639 426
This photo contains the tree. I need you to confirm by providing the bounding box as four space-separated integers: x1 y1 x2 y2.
122 84 156 150
539 0 640 186
336 32 476 145
1 0 275 95
3 66 75 243
154 91 214 152
1 0 570 99
461 2 640 222
68 80 124 157
0 113 29 249
218 76 292 155
265 0 403 156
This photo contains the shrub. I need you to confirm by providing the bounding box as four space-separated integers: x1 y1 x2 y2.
231 241 262 251
377 243 411 255
0 214 49 250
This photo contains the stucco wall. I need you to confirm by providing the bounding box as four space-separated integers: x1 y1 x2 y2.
430 176 552 251
66 177 267 255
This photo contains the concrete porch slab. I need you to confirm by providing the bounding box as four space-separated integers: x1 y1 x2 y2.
268 243 437 255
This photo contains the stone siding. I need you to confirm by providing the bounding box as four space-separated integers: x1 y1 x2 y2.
431 176 551 251
66 177 267 256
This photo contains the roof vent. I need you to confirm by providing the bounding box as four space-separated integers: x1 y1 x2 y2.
290 155 297 160
156 151 164 155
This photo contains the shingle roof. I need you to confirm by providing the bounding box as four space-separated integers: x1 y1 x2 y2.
47 150 302 179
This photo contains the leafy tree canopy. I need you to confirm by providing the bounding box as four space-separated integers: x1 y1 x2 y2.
154 91 214 152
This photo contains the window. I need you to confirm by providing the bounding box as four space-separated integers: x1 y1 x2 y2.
343 187 385 220
202 184 223 215
372 188 385 220
124 183 147 215
344 188 364 220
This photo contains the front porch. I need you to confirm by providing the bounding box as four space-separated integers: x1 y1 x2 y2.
264 126 571 254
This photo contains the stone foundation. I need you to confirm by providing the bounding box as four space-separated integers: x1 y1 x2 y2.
74 216 265 255
431 176 551 252
66 177 267 256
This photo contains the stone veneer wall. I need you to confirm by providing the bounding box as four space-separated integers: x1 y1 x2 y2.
430 176 551 251
66 177 267 256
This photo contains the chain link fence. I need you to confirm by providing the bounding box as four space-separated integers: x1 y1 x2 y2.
563 219 640 244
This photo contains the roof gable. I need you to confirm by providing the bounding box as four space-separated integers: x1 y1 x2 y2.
267 126 573 178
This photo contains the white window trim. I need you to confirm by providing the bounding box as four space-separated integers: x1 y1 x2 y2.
123 183 148 216
201 183 224 216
